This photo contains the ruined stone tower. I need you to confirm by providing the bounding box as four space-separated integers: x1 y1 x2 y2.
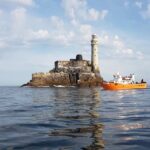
91 34 99 74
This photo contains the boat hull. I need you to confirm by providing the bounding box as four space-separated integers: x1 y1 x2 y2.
101 82 147 90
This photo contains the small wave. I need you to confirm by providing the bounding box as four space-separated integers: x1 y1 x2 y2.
53 85 76 88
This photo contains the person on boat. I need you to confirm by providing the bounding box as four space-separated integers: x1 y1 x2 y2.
141 79 144 83
141 79 146 83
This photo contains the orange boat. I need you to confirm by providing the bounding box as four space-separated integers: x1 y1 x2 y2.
101 73 147 90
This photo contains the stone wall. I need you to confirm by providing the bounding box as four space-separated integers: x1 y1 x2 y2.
55 60 91 73
29 72 71 87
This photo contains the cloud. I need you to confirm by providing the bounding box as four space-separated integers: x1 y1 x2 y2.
0 9 76 48
28 29 49 41
79 24 92 42
52 35 68 45
88 9 108 20
24 16 75 46
79 24 92 35
2 0 35 6
33 30 49 39
136 51 144 59
61 0 86 19
11 7 26 20
100 33 144 60
15 0 34 6
113 35 124 50
0 1 107 52
135 1 142 9
11 6 26 14
49 16 75 45
61 0 108 21
50 16 64 29
141 3 150 19
11 7 27 32
88 8 99 20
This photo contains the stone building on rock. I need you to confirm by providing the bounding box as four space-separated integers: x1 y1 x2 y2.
22 34 102 87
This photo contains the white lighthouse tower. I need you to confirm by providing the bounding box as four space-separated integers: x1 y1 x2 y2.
91 34 100 74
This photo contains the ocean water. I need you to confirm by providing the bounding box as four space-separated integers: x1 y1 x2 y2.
0 86 150 150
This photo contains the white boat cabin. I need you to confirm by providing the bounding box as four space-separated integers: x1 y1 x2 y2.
111 73 135 84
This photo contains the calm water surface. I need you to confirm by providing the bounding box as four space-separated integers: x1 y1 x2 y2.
0 87 150 150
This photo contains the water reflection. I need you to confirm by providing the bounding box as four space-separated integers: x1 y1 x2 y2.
115 89 137 100
117 123 144 131
49 87 104 149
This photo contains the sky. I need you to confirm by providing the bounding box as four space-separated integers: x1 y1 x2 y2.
0 0 150 85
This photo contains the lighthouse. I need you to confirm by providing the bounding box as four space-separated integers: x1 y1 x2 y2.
91 34 100 74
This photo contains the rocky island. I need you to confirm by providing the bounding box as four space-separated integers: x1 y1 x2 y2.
22 34 103 87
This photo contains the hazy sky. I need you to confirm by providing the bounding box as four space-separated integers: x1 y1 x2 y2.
0 0 150 85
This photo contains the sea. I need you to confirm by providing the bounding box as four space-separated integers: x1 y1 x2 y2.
0 86 150 150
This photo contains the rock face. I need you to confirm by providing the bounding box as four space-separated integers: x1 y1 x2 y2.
23 55 102 87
